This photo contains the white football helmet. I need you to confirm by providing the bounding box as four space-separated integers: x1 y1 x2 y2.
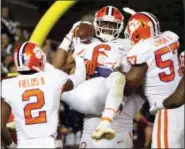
94 6 124 41
14 42 46 72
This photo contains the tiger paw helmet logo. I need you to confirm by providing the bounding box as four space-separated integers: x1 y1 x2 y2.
127 18 151 37
127 19 141 36
33 46 43 59
22 46 43 66
22 52 31 66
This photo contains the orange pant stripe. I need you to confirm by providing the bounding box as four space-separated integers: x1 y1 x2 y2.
164 109 169 148
157 110 162 148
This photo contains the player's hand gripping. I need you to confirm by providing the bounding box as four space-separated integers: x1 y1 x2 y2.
69 21 81 39
58 21 81 51
73 35 97 76
85 60 97 76
149 100 164 115
92 120 116 140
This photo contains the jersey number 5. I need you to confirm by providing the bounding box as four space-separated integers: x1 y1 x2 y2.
155 41 179 82
22 89 47 125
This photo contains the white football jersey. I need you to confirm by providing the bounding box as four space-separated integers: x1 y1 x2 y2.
2 64 69 140
73 38 132 77
127 31 182 107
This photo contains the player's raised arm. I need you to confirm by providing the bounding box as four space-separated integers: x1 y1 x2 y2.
52 21 81 69
62 52 86 92
52 47 68 69
1 99 17 148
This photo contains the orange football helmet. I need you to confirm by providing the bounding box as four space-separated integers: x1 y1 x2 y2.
14 42 46 72
94 6 124 41
125 12 160 44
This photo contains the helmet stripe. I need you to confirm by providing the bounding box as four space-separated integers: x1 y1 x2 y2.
18 42 28 67
140 12 160 36
139 12 156 36
21 43 29 66
108 6 112 16
144 12 158 34
106 6 109 15
111 7 114 16
16 48 20 67
148 12 160 33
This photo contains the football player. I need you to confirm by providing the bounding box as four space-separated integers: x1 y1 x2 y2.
123 10 184 148
1 42 86 148
55 6 144 148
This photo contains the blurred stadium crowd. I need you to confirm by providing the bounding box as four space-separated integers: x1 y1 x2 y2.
1 0 184 148
1 6 59 78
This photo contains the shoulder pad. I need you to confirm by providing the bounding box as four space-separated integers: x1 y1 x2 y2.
112 38 133 52
127 41 152 65
163 31 179 41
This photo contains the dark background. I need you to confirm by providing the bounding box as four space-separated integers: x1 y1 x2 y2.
2 0 185 52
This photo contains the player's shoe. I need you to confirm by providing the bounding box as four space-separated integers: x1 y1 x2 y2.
6 121 16 130
92 120 116 140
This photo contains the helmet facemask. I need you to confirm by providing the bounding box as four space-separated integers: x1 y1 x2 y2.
94 19 123 42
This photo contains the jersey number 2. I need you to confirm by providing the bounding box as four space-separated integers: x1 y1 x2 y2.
22 89 47 125
155 42 179 82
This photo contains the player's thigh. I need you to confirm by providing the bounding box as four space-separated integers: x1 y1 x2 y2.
167 105 184 148
80 132 133 148
80 133 117 148
152 105 184 148
115 132 133 148
105 71 126 89
62 78 107 114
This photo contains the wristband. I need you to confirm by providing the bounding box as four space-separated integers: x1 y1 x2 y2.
69 56 86 88
58 33 73 52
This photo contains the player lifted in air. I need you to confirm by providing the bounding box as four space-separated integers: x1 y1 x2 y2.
61 5 128 141
122 8 184 148
1 42 86 148
53 6 144 148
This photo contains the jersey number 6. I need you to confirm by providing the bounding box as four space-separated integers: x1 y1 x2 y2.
92 44 111 65
22 89 47 125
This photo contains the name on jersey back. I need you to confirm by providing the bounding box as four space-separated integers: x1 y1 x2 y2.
19 76 45 88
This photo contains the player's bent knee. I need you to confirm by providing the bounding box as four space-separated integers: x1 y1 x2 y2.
107 72 126 87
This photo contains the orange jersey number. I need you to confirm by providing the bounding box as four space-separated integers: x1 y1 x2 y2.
155 41 179 82
22 89 47 125
92 44 111 65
